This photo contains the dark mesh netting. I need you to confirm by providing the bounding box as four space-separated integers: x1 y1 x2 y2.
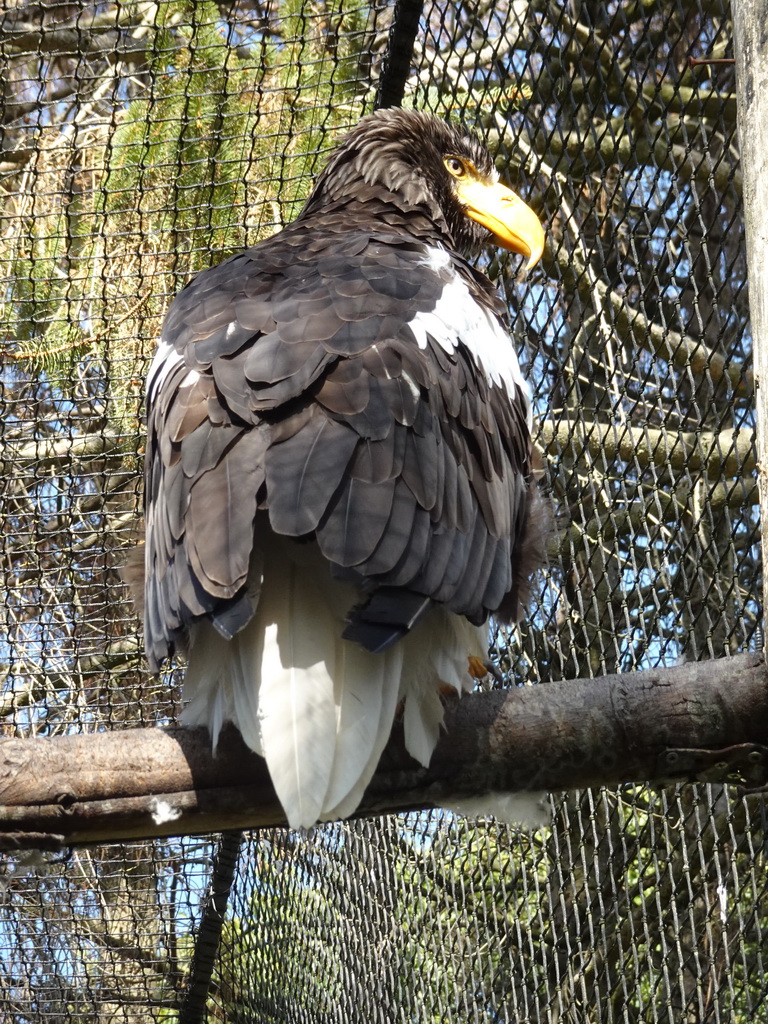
0 1 764 1021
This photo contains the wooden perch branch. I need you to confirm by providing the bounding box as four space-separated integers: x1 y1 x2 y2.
0 653 766 851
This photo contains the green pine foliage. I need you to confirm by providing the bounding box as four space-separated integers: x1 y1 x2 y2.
1 0 374 426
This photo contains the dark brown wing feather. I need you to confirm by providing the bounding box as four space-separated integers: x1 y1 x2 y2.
143 223 537 666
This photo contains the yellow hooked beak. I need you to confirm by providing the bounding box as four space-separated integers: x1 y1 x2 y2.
455 178 545 270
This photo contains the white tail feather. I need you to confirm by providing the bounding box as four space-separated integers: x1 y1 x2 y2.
322 639 402 813
402 684 444 768
323 642 404 821
181 626 237 750
181 533 488 829
227 634 266 754
257 557 340 829
258 626 337 829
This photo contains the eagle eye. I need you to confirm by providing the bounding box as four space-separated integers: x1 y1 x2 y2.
444 156 468 178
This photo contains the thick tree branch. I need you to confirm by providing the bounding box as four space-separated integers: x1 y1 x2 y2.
0 2 159 63
1 24 149 62
549 247 752 397
0 639 142 720
596 279 752 396
528 140 749 399
539 419 754 478
556 476 759 555
0 431 125 475
0 653 766 851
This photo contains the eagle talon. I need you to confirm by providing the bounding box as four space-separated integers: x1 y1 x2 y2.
467 656 503 682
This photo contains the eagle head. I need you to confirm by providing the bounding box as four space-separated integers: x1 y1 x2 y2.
298 107 545 267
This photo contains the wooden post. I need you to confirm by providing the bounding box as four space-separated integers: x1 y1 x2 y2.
734 1 768 640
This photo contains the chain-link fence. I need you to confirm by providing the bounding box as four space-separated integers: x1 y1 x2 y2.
0 0 763 1021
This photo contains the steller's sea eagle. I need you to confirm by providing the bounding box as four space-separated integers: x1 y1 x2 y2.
126 108 548 829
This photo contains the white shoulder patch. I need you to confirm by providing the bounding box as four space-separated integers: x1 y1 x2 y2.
409 248 530 410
